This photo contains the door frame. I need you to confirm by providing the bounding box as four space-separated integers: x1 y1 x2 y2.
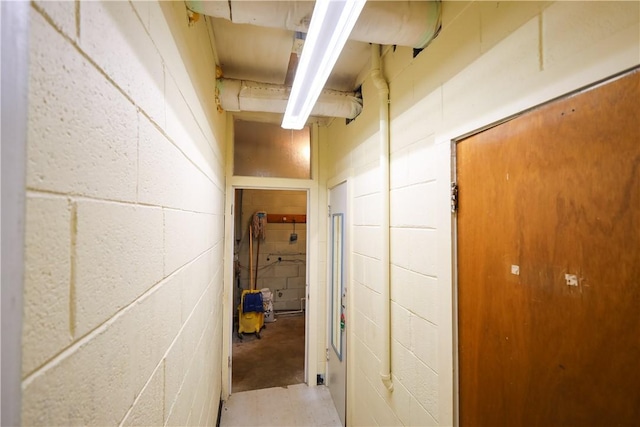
326 173 353 425
221 119 321 398
450 67 640 426
1 1 30 424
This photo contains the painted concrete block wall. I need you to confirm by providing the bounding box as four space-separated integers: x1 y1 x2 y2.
237 190 307 311
22 1 226 425
322 1 639 425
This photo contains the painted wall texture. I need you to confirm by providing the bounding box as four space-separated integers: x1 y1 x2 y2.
22 1 226 425
320 1 639 426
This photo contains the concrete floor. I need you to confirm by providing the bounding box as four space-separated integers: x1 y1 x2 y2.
232 313 305 393
220 383 341 427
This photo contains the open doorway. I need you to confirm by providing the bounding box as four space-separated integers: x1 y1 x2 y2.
231 188 308 392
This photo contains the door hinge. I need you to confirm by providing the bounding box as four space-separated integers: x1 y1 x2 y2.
326 348 330 361
451 182 459 213
228 356 231 368
328 205 331 217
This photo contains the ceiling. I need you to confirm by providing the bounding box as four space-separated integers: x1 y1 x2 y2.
208 13 372 92
187 1 442 119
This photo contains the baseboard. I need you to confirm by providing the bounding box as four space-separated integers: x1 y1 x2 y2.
216 397 223 427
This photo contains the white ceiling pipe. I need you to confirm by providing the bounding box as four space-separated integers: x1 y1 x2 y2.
217 78 363 119
187 0 441 49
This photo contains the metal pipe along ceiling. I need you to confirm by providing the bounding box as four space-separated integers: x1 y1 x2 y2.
187 0 442 50
216 78 363 119
191 1 441 118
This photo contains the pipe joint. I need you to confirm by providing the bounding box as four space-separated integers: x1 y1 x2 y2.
369 48 389 97
381 373 394 391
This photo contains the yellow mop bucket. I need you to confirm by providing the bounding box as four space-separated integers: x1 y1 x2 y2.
238 289 265 339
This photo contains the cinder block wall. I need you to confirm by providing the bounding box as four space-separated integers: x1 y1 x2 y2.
321 1 639 426
237 190 307 311
22 1 226 425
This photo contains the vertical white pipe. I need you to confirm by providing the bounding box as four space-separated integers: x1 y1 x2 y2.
370 44 393 391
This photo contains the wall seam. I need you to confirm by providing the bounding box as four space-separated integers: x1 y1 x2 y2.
127 0 224 174
164 65 223 166
162 207 166 278
74 0 80 41
25 189 217 216
21 245 217 382
136 109 140 203
69 198 77 340
30 3 220 192
390 263 438 278
163 280 216 422
389 133 438 155
389 179 438 191
143 104 221 189
389 225 439 231
162 359 166 426
117 360 165 427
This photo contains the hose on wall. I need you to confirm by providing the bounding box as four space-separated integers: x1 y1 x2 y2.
371 44 393 392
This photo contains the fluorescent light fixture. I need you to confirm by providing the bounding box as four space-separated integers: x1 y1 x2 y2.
282 0 366 130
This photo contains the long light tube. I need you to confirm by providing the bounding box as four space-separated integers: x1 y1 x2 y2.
282 0 366 130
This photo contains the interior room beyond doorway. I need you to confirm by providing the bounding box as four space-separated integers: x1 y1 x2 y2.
232 189 308 392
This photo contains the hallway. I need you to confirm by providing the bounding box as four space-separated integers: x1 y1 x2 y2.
4 1 639 426
220 384 341 427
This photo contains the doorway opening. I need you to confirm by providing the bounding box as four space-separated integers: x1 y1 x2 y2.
231 188 308 393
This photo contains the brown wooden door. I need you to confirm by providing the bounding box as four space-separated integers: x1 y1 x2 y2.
457 70 640 427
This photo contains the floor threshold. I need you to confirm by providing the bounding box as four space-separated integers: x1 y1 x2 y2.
220 383 341 427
